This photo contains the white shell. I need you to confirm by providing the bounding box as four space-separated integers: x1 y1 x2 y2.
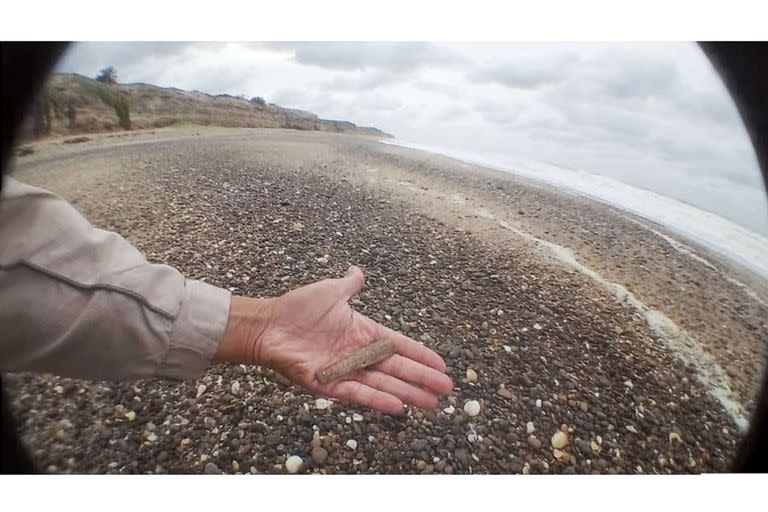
314 398 331 410
285 455 303 474
551 430 569 449
464 400 481 417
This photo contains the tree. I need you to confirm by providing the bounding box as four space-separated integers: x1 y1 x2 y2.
250 96 266 106
96 66 118 84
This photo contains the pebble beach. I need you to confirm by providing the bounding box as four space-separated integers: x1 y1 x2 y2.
5 127 767 474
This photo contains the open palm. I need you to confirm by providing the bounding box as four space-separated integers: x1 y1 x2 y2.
256 266 453 415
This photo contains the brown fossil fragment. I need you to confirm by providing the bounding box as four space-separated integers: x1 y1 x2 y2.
316 338 396 384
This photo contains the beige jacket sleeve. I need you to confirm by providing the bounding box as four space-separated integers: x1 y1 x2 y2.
0 176 231 381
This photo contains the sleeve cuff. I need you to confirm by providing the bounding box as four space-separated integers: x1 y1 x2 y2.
160 279 232 380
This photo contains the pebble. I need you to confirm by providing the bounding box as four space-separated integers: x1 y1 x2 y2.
204 417 216 428
285 455 303 474
231 381 241 395
196 384 207 398
454 449 470 466
314 398 331 410
232 460 240 472
443 405 455 414
497 387 516 399
146 432 158 442
204 462 220 474
528 436 542 450
465 368 478 383
311 447 328 465
464 400 481 417
124 411 136 422
574 439 591 453
551 430 569 449
353 413 364 422
346 439 358 450
535 399 542 408
526 422 535 434
53 385 64 394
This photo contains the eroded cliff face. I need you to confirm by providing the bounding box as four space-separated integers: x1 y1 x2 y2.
24 73 392 139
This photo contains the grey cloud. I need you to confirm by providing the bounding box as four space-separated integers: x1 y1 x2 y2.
468 66 565 89
266 42 464 72
56 42 209 78
331 93 403 113
433 105 470 122
467 53 579 89
415 80 462 97
593 55 681 100
674 90 742 125
324 70 401 91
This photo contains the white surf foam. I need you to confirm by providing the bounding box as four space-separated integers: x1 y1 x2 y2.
380 139 768 280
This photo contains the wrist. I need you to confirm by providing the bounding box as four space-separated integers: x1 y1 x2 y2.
213 295 276 365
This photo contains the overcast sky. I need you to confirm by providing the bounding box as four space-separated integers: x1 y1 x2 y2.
57 42 768 235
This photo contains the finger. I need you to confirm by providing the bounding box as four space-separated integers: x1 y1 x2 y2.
379 325 448 373
374 354 454 395
331 380 405 415
354 369 439 410
337 265 365 299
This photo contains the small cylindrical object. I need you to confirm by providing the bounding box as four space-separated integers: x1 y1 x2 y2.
316 338 395 384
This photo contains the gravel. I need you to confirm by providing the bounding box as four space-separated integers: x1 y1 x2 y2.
3 128 749 474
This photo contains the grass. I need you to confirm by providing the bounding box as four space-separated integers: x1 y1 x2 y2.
76 76 132 130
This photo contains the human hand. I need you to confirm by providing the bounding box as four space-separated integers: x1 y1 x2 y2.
215 266 453 415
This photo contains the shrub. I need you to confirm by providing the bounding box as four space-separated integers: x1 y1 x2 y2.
250 96 266 106
96 66 118 84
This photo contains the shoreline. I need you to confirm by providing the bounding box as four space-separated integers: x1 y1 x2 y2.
379 139 768 281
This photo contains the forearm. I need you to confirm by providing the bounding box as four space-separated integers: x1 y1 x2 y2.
0 177 231 381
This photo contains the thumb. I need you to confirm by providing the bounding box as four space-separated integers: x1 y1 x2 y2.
340 265 365 298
